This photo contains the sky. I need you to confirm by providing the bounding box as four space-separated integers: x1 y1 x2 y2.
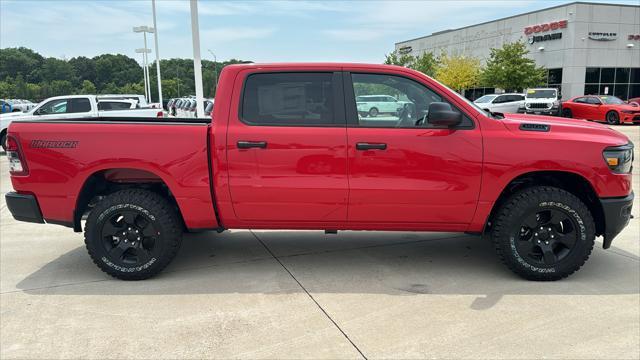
1 0 638 64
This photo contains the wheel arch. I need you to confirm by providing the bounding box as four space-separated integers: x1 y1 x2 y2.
485 170 604 237
73 168 186 232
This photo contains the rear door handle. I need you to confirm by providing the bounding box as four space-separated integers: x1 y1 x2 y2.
356 142 387 150
237 141 267 149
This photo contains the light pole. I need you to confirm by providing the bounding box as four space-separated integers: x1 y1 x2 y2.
133 26 155 103
207 49 218 98
189 0 205 117
151 0 163 107
135 48 151 102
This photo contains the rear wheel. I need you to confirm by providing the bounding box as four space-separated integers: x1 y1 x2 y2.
606 111 620 125
368 107 379 117
561 108 572 118
0 131 6 152
85 189 183 280
491 186 595 281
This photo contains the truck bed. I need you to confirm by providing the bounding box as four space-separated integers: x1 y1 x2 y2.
8 117 218 230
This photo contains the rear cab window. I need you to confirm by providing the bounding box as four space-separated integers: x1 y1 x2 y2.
241 72 342 126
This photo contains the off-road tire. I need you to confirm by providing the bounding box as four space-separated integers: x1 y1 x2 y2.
85 189 182 280
491 186 595 281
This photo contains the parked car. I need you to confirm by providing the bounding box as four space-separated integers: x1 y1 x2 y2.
519 88 561 116
561 95 640 124
204 99 214 117
474 93 525 114
5 63 633 282
356 95 407 117
1 95 163 150
1 100 13 113
627 97 640 106
97 94 148 108
5 99 36 112
97 99 138 110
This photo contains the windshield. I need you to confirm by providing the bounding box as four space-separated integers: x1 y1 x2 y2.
474 95 498 103
599 96 624 105
526 89 557 99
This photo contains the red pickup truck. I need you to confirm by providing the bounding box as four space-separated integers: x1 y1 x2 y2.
5 63 634 281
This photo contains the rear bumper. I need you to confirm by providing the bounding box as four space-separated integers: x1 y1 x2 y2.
600 192 634 249
5 192 44 224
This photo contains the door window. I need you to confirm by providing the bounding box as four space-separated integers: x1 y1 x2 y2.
36 99 68 115
241 72 338 126
349 73 472 128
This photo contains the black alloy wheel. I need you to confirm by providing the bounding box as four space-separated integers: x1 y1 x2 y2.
513 208 578 266
606 111 620 125
100 210 161 268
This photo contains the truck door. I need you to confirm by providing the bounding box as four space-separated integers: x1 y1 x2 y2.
226 71 349 223
344 72 482 228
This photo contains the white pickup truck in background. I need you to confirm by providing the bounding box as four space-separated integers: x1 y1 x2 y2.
0 95 164 150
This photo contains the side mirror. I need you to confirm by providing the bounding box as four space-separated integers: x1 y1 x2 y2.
427 102 462 127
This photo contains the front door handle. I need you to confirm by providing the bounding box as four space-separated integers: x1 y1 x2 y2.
237 141 267 149
356 142 387 150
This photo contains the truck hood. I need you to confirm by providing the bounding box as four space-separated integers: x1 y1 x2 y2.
499 113 630 145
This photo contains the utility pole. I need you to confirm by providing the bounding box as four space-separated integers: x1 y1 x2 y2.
207 49 218 98
133 26 155 103
189 0 205 117
151 0 163 107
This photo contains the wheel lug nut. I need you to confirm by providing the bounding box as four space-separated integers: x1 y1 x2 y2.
551 235 555 238
534 233 538 236
537 240 541 243
545 241 549 245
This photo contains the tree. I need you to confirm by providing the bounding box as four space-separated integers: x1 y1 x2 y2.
384 50 415 67
384 50 439 77
482 41 547 92
80 80 96 94
435 54 482 93
412 52 439 77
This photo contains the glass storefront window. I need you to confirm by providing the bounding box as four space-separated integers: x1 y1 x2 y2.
616 68 630 83
585 68 600 83
584 67 639 100
600 68 615 83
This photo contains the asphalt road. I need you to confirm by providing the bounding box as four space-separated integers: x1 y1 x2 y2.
1 124 638 359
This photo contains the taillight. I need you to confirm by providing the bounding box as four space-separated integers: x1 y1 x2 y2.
6 135 28 175
156 111 163 118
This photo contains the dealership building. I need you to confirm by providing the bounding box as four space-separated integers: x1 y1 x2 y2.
395 2 640 100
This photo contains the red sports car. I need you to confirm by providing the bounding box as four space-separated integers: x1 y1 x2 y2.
561 95 640 124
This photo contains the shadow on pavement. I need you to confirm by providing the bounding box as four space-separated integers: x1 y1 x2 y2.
15 230 640 310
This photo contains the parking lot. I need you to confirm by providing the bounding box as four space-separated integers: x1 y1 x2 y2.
1 125 638 359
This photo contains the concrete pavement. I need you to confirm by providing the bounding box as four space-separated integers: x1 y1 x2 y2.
1 125 638 359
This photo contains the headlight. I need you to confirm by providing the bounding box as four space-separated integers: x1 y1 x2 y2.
552 101 560 107
603 143 634 174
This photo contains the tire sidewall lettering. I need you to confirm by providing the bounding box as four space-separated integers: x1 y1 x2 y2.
96 203 159 273
509 201 586 273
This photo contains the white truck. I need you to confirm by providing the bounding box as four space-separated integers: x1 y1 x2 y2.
1 95 163 150
518 88 561 116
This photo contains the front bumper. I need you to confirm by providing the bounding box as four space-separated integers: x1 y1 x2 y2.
600 192 634 249
5 192 44 224
519 108 559 116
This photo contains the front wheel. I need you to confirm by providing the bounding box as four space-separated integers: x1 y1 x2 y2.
368 107 379 117
490 186 595 281
606 111 620 125
561 108 572 118
84 189 183 280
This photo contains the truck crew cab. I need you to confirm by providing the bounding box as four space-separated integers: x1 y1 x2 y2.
5 63 634 281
